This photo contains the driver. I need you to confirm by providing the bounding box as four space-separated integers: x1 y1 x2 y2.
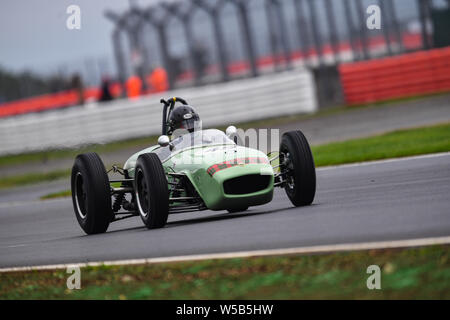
168 105 201 135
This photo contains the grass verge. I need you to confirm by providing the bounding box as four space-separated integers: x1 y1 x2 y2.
0 111 330 169
39 189 72 200
311 122 450 166
1 245 449 299
3 91 448 170
0 136 157 169
39 182 122 200
1 169 70 190
35 122 450 198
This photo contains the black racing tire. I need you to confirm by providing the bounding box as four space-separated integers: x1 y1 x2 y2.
280 130 316 206
134 153 169 229
71 152 112 234
227 207 249 213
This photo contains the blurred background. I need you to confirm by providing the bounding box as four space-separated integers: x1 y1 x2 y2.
1 1 450 290
1 0 449 101
0 0 449 154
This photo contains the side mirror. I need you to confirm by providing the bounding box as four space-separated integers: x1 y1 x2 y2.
158 135 170 147
226 125 237 137
226 125 238 144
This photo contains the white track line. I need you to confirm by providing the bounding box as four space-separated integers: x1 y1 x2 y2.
1 152 449 272
1 235 450 273
316 151 450 171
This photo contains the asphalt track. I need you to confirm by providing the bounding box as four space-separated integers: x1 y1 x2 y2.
0 153 449 268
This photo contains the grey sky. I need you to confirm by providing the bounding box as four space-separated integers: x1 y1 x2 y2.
0 0 438 79
0 0 159 75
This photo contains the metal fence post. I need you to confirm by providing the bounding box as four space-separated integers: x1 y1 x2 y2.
212 10 230 82
324 0 340 63
265 0 280 71
156 24 175 89
293 0 311 65
418 0 433 50
236 0 259 77
122 10 148 88
306 0 323 66
137 23 151 80
112 28 127 93
354 0 370 60
193 0 229 82
272 0 292 69
167 2 202 86
182 18 202 85
343 0 358 61
387 0 403 52
378 0 393 56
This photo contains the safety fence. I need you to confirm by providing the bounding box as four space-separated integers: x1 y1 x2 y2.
339 46 450 105
106 0 429 89
0 32 423 119
0 69 316 155
0 86 119 119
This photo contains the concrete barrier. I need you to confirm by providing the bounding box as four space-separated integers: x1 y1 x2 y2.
0 68 317 155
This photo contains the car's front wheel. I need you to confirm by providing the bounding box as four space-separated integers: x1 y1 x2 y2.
71 152 113 234
280 130 316 206
134 153 169 229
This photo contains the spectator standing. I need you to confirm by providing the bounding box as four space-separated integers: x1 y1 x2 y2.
71 73 84 105
99 76 113 102
147 67 169 93
126 74 142 99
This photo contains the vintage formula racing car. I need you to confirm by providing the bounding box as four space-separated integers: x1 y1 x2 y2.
71 97 316 234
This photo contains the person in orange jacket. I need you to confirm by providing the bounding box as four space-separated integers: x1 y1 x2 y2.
147 67 169 93
126 74 142 99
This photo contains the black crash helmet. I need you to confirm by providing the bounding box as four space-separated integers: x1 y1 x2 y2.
168 105 201 134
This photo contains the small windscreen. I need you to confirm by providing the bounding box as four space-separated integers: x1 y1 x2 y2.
172 129 235 149
152 129 235 162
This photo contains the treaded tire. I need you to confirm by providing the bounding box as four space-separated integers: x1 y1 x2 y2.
280 130 316 206
71 152 112 234
134 153 169 229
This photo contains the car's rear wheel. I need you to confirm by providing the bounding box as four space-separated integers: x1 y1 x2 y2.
280 130 316 206
71 152 112 234
227 206 248 213
134 153 169 229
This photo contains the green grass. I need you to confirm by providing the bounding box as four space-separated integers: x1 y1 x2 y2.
1 245 449 299
0 169 70 190
311 122 450 166
0 136 157 169
4 91 448 170
4 122 450 192
0 111 340 169
0 112 332 169
39 182 122 200
39 189 72 200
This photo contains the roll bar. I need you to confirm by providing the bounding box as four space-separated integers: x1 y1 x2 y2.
160 97 188 135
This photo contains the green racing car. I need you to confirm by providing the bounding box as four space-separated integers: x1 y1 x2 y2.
71 97 316 234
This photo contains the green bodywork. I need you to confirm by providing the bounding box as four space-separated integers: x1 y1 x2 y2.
124 130 274 211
